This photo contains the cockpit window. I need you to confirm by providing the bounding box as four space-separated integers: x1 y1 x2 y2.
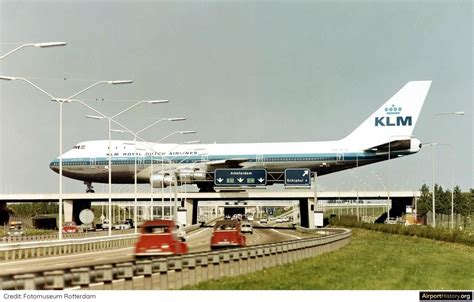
73 145 86 149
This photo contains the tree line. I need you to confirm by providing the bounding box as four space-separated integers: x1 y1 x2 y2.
416 184 473 217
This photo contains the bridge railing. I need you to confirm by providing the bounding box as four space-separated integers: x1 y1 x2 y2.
0 228 135 244
0 222 210 261
0 234 138 261
0 228 351 290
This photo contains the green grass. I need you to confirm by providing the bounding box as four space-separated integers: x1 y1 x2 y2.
186 229 474 290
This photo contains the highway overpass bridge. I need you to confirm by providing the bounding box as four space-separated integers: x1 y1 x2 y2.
0 190 420 228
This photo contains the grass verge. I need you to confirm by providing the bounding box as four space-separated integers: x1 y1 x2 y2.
185 228 474 290
331 215 473 246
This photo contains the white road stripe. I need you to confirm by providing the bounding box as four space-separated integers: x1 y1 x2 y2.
187 228 210 238
270 229 301 239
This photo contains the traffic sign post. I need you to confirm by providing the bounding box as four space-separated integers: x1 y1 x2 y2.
284 168 311 186
267 208 274 216
214 169 267 186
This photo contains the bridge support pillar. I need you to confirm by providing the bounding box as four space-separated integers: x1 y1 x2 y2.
63 200 91 224
299 198 315 229
73 200 91 224
308 198 316 229
0 201 9 225
184 199 197 226
64 200 73 223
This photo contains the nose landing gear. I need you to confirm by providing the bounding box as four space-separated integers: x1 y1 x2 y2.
84 181 95 193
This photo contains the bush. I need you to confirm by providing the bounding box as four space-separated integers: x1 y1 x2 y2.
329 215 473 247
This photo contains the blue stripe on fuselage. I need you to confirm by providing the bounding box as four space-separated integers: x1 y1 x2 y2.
49 151 410 166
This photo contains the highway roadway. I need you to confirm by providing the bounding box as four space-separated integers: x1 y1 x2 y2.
0 226 310 276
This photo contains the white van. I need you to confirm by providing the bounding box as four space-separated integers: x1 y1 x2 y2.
241 222 253 234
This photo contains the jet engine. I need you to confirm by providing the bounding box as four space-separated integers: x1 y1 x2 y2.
177 169 207 184
150 169 207 188
150 173 174 188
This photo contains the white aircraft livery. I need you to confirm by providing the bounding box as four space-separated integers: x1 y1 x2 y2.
50 81 432 192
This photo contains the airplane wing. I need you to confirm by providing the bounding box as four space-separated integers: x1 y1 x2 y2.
204 158 251 169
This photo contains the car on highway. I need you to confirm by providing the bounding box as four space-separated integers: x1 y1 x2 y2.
175 223 187 242
79 224 96 232
134 220 188 258
210 219 246 250
275 217 283 223
62 221 78 233
241 221 253 234
385 217 398 224
114 220 132 230
7 221 24 237
259 218 268 224
97 219 111 231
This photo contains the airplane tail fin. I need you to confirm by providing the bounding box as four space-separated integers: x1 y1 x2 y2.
342 81 432 149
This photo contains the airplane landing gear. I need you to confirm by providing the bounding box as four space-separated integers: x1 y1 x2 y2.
84 181 95 193
196 183 216 192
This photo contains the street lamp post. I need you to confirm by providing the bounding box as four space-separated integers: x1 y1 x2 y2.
431 112 464 227
0 76 132 239
387 135 413 223
138 120 187 220
425 142 455 228
86 100 168 235
122 117 186 223
0 42 66 59
356 154 359 221
152 131 196 219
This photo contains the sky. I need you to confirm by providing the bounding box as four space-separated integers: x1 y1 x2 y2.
0 0 472 194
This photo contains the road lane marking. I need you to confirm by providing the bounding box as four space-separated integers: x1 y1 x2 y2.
187 228 210 238
270 229 301 239
247 229 262 244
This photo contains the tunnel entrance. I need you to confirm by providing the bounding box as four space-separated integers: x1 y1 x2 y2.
224 207 245 217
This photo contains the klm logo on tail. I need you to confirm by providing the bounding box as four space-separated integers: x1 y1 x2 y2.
375 104 412 127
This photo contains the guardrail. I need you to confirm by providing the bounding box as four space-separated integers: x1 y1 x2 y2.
0 229 135 244
1 217 219 244
0 228 351 290
0 223 207 261
0 234 138 261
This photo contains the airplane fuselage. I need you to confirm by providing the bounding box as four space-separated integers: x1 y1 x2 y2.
49 81 431 190
50 139 420 186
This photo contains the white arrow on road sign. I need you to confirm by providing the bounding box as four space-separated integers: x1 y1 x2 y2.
217 177 223 183
237 178 244 183
302 170 309 177
258 177 264 183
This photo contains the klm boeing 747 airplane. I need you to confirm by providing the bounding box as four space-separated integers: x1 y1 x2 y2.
50 81 431 192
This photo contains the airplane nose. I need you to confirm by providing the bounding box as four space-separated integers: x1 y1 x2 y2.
49 159 59 173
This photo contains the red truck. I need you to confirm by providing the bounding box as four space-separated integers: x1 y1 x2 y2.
210 219 246 250
134 220 188 258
